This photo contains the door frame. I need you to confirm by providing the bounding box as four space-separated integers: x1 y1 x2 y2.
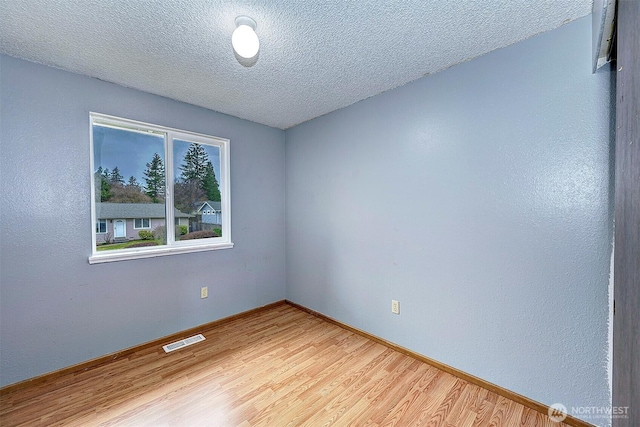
612 1 639 426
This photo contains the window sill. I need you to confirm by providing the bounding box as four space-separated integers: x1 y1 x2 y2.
88 242 234 264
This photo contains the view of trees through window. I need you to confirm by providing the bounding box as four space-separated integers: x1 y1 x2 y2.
173 139 222 242
94 152 165 204
92 120 224 253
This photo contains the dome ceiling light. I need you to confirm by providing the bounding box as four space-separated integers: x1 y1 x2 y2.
232 16 259 59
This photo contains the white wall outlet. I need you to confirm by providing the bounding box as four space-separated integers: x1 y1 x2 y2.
200 287 208 299
391 300 400 314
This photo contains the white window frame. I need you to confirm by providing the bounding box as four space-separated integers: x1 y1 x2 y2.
89 113 233 264
133 218 151 229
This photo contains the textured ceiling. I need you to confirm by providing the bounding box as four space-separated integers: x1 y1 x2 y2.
0 1 592 129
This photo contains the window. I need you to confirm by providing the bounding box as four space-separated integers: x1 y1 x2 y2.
96 219 107 234
90 113 232 264
134 218 151 229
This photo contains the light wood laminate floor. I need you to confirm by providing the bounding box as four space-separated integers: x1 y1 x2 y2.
0 303 569 426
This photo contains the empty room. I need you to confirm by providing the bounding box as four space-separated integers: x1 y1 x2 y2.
0 1 637 426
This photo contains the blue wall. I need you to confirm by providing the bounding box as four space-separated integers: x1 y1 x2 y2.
0 54 286 386
285 16 613 416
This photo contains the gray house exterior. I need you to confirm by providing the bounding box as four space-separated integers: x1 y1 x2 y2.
195 201 222 226
96 203 192 243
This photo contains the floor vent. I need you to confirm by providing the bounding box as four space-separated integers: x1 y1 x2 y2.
162 334 206 353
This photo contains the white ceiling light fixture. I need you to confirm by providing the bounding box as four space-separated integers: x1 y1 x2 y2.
232 16 260 59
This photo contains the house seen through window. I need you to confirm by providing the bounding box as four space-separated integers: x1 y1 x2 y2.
90 113 232 263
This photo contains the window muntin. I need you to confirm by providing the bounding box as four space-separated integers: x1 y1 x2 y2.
89 113 232 264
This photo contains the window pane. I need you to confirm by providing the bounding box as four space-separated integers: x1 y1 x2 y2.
132 218 149 229
93 124 167 251
173 139 222 241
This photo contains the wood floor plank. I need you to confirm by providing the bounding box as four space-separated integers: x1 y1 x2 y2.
0 304 575 427
488 395 513 426
447 409 479 427
397 372 459 426
347 358 425 425
472 398 497 427
371 365 442 426
296 348 409 426
444 383 480 425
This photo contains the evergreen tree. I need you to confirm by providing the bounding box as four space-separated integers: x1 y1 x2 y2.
143 153 165 203
127 176 141 189
94 166 111 202
202 161 221 202
178 143 221 202
179 143 208 183
110 166 125 185
100 179 111 202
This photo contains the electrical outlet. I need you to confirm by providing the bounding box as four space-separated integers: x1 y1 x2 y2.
200 287 208 299
391 300 400 314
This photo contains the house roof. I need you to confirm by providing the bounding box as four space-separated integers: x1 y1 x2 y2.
196 201 222 212
97 203 193 219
